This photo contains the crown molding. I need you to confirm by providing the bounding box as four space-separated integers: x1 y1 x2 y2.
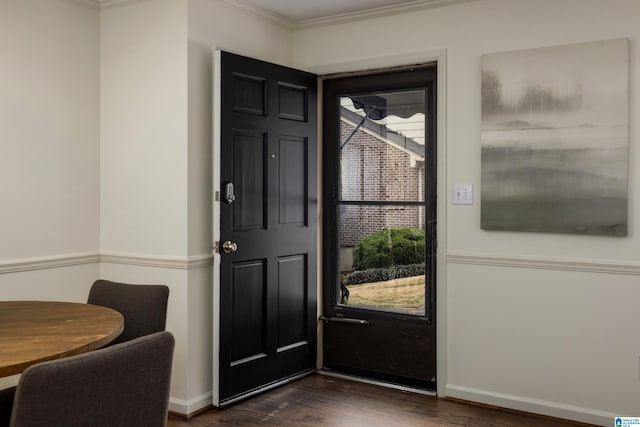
99 0 152 10
59 0 99 10
62 0 479 24
59 0 153 11
219 0 293 29
222 0 480 30
294 0 480 28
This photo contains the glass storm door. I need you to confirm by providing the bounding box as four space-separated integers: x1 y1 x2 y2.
322 67 437 390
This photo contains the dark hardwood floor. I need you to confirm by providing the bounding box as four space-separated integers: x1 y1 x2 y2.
167 374 596 427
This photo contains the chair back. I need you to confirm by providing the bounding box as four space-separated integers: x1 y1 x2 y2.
0 387 15 427
88 279 169 345
10 331 174 427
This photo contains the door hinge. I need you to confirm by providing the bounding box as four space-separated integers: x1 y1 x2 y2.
213 241 220 253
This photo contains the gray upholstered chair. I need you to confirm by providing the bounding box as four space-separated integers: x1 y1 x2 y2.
7 331 174 427
0 280 170 426
0 388 14 427
87 279 169 346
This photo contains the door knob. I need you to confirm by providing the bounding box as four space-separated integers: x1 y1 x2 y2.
222 240 238 254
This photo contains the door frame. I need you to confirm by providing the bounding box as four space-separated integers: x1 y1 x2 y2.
212 48 448 404
321 67 437 389
212 49 223 406
312 49 448 398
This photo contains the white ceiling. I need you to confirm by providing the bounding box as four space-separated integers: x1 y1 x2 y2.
231 0 469 24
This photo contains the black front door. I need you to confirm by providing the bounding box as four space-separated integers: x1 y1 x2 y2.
322 67 437 390
218 51 317 404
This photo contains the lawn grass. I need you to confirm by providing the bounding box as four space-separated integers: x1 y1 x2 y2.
345 275 425 310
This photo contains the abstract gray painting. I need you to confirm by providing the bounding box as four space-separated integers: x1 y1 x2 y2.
481 39 629 235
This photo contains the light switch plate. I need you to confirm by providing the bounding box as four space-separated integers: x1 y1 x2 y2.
452 184 473 205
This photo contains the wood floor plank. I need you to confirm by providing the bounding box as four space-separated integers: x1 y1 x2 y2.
168 374 596 427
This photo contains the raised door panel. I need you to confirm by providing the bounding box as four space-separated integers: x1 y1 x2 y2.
232 131 266 231
231 260 267 366
277 254 307 351
278 136 307 227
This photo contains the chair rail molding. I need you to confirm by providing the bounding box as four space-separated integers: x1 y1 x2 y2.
0 252 213 274
100 251 213 270
445 252 640 276
0 252 100 274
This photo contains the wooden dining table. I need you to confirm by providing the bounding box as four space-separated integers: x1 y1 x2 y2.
0 301 124 377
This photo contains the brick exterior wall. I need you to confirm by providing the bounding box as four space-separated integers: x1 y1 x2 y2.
339 119 425 248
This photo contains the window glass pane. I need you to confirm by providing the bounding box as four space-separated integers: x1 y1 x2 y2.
337 204 426 316
339 90 425 202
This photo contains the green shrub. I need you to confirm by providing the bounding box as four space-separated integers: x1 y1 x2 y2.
352 228 425 270
343 263 425 286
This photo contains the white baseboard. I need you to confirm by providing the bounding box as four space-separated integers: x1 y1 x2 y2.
445 384 617 426
171 382 620 423
168 391 213 417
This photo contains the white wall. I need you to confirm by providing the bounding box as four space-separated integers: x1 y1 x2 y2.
100 0 188 258
0 0 100 260
294 0 640 424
